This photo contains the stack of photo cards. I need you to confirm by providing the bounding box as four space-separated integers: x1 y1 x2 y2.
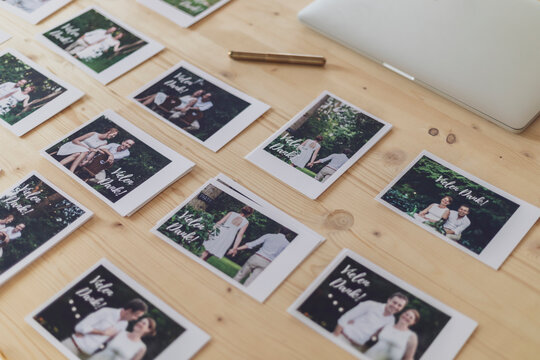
152 173 325 302
0 29 10 44
0 48 83 136
37 6 164 84
137 0 231 28
130 60 270 152
289 249 477 360
246 91 392 199
376 151 540 269
0 171 92 287
0 0 72 24
27 259 210 360
41 110 195 217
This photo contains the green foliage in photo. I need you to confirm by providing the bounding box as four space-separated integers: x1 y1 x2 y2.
162 0 222 16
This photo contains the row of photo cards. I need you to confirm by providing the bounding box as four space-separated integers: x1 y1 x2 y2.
152 173 325 302
27 259 210 360
41 110 195 217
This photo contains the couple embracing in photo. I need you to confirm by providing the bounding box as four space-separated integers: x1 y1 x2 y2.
334 293 420 360
61 298 157 360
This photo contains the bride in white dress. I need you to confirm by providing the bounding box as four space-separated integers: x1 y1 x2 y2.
74 33 124 61
365 309 419 360
89 317 157 360
57 128 119 172
200 206 254 261
0 86 35 116
290 135 323 169
413 196 452 223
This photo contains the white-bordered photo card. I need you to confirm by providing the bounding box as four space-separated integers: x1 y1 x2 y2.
246 91 392 199
37 6 164 84
0 171 92 287
130 60 270 152
288 249 477 360
0 0 72 24
41 110 195 217
0 29 10 44
152 173 325 302
136 0 231 28
0 48 84 136
26 258 210 360
375 150 540 269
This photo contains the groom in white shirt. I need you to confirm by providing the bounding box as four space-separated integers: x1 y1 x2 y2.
333 292 408 351
443 205 471 241
308 148 352 182
61 298 148 359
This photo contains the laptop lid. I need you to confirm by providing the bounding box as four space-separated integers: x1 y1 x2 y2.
299 0 540 131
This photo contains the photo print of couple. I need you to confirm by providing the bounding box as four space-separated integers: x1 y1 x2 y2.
247 91 392 199
376 151 540 269
27 260 210 360
289 249 477 360
152 174 324 302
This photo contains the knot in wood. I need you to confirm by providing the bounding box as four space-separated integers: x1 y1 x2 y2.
383 150 406 165
325 210 354 230
446 133 457 144
428 128 439 136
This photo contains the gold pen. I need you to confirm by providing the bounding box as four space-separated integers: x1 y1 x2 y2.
229 51 326 66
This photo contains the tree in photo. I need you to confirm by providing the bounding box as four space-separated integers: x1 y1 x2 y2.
43 9 148 73
264 95 385 180
0 176 85 274
381 156 520 254
0 53 66 125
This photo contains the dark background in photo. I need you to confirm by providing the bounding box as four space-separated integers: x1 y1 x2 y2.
264 94 385 180
34 265 185 360
161 0 222 16
0 175 85 275
157 184 297 282
43 8 147 73
134 66 250 142
297 256 451 360
0 53 66 125
45 115 171 203
380 156 520 254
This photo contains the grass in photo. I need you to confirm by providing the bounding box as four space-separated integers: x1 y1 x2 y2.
380 156 520 254
297 255 451 360
45 115 171 203
0 52 66 125
33 264 185 360
157 184 297 286
264 94 385 182
43 8 148 73
134 66 250 142
0 175 86 276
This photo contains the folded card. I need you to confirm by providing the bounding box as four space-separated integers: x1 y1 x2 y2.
41 110 195 216
246 91 391 199
152 173 325 302
375 151 540 269
289 249 477 360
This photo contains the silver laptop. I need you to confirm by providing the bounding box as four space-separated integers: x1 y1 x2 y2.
299 0 540 132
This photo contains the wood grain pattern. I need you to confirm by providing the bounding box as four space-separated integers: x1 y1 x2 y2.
0 0 539 359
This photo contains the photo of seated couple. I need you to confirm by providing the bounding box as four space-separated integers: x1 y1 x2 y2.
380 155 520 255
133 66 250 143
264 94 386 183
33 266 186 360
0 53 66 125
157 185 297 287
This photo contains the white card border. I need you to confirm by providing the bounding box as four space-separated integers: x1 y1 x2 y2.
129 60 270 152
246 91 392 199
288 249 478 360
0 0 72 24
0 48 84 136
375 150 540 270
136 0 231 28
40 109 195 217
36 6 164 85
25 258 211 360
0 171 93 287
151 173 325 302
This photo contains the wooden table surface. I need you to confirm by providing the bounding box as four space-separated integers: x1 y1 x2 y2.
0 0 539 359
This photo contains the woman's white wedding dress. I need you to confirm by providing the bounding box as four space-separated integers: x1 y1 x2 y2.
290 139 320 168
88 331 145 360
364 324 413 360
57 133 107 156
202 212 249 258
